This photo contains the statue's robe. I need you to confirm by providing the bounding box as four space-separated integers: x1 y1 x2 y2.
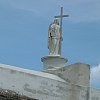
48 23 62 55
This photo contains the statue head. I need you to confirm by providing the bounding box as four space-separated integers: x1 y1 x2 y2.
54 18 59 25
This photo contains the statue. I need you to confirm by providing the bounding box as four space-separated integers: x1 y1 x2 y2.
48 7 69 56
48 18 62 56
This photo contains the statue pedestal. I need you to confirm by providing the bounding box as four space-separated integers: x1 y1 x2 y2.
41 55 68 71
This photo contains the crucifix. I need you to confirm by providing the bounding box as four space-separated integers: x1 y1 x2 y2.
48 7 69 56
55 7 69 35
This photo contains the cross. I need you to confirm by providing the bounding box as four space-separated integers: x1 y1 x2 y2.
54 7 69 35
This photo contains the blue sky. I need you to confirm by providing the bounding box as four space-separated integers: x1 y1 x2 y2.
0 0 100 88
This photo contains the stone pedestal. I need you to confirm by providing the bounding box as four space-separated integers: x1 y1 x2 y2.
41 55 68 71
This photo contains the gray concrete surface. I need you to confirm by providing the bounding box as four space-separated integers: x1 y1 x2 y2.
0 64 100 100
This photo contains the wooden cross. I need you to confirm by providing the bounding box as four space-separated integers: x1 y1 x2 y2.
55 7 69 35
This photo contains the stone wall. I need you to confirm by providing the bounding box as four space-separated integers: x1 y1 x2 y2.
90 88 100 100
44 63 90 87
0 64 100 100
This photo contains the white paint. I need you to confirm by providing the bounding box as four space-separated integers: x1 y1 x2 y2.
41 56 67 70
0 64 65 82
0 64 100 100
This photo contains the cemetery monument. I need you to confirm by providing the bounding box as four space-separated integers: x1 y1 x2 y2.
0 7 100 100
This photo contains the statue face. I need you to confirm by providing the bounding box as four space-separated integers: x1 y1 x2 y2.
54 18 59 25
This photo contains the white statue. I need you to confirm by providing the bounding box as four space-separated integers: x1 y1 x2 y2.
48 18 63 56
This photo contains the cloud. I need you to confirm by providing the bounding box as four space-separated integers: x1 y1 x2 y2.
90 64 100 88
1 0 100 23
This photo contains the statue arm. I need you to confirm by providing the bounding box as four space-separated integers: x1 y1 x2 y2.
48 24 52 49
48 24 52 37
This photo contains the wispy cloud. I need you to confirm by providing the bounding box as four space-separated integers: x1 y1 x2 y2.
2 0 100 23
8 0 42 16
90 64 100 88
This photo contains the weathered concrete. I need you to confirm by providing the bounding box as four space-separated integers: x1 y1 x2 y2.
0 64 100 100
0 64 67 100
90 88 100 100
41 56 67 71
44 63 90 87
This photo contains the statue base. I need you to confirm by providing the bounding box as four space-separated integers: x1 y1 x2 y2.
41 55 68 71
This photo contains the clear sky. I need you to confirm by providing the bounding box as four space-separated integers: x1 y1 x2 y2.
0 0 100 89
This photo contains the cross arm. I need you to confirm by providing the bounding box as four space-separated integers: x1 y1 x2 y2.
54 15 69 18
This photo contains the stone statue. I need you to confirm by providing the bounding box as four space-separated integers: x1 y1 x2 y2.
48 18 62 56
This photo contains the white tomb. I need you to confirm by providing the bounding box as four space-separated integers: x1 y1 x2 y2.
0 7 100 100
